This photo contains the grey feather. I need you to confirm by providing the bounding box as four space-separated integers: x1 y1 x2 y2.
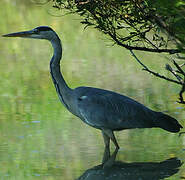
75 87 157 130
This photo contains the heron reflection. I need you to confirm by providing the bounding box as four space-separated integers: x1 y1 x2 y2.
77 156 182 180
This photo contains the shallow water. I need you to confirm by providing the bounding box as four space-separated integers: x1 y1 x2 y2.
0 1 185 179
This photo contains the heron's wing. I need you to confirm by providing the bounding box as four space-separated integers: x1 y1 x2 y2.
77 91 154 130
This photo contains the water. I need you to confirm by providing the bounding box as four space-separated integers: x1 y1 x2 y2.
0 0 185 179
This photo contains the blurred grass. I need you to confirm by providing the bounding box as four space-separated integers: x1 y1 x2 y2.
0 0 184 179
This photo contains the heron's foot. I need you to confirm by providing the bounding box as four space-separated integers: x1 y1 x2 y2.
102 148 119 169
102 146 110 164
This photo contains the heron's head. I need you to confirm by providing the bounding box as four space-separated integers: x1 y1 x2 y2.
2 26 58 41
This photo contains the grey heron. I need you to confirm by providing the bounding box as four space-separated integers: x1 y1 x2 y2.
3 26 183 164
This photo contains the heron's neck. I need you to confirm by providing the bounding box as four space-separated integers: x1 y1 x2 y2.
50 37 72 109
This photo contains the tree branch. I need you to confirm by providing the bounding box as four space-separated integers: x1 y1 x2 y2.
130 50 182 85
130 50 185 104
109 33 180 54
178 81 185 104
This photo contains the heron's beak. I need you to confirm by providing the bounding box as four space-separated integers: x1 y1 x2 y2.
2 30 33 38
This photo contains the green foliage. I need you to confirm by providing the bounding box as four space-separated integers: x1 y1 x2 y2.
52 0 185 53
146 0 185 49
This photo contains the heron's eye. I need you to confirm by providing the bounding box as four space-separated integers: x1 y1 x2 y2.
34 28 40 34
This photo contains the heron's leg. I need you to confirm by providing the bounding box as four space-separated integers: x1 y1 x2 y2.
102 129 120 149
103 148 118 169
102 131 110 164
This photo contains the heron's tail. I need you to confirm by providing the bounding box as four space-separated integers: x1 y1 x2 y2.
155 112 183 133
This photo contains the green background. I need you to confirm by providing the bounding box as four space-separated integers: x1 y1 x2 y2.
0 0 184 179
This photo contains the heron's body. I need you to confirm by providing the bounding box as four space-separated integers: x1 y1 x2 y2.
71 86 155 130
3 26 183 164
